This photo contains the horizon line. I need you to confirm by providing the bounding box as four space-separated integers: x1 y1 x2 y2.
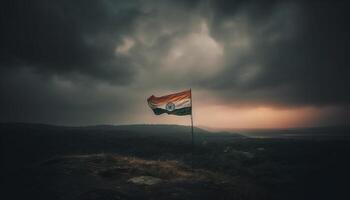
1 121 349 131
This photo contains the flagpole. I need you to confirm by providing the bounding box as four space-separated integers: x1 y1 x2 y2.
190 88 194 170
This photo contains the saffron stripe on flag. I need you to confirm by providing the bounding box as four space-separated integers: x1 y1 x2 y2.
147 90 192 116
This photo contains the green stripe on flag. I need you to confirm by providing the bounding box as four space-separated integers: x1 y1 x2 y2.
152 107 191 116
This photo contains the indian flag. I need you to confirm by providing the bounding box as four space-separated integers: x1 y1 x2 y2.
147 90 192 116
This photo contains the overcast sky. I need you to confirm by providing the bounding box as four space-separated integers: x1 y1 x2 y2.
1 0 349 128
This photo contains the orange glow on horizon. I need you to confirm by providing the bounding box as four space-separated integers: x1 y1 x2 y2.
195 105 320 129
138 102 343 129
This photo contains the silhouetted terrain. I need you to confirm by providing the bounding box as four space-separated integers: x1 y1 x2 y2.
236 126 350 139
1 123 350 200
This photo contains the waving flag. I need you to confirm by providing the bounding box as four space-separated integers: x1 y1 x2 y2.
147 90 192 116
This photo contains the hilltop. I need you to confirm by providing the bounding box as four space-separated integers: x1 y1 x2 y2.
1 123 350 200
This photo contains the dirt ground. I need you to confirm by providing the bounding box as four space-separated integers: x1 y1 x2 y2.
3 154 254 200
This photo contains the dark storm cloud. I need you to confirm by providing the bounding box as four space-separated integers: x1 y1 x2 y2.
0 67 136 125
0 0 204 124
1 0 141 83
201 0 350 106
0 0 349 125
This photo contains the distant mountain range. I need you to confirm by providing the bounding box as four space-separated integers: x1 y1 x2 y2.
231 126 350 139
0 122 244 171
0 122 245 142
2 122 349 140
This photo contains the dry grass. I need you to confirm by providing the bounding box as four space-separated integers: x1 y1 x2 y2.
47 153 230 184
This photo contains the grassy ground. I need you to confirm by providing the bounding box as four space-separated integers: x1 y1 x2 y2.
1 123 350 200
